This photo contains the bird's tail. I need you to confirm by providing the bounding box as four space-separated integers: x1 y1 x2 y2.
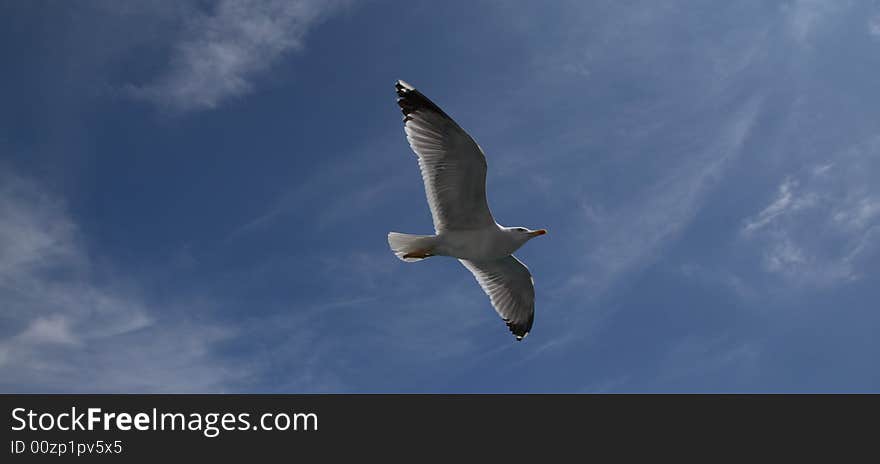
387 232 437 262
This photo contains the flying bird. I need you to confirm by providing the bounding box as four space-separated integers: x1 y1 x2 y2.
387 80 547 341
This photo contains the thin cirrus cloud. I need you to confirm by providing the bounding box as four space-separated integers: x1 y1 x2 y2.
565 97 763 306
870 16 880 37
741 177 815 234
740 138 880 286
0 170 239 392
130 0 348 112
782 0 844 45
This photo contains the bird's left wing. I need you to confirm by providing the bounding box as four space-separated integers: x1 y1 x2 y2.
396 80 496 233
460 255 535 341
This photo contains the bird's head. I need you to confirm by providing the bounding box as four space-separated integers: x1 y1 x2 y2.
508 226 548 243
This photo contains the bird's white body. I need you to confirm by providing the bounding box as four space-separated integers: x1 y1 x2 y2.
434 226 530 261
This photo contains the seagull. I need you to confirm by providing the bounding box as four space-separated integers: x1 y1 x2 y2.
387 80 547 341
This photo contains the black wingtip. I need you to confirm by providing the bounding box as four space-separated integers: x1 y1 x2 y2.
394 80 451 121
395 79 414 93
508 322 531 341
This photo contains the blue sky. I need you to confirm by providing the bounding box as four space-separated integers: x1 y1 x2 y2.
1 0 878 392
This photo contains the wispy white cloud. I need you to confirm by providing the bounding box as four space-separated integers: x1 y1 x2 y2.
469 3 777 359
679 263 757 302
130 0 347 111
781 0 846 46
658 334 761 387
0 169 240 392
577 97 763 298
226 137 408 241
742 178 818 233
869 15 880 37
12 315 81 347
515 96 764 359
740 139 880 286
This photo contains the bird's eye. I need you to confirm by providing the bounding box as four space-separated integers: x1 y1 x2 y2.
518 228 526 232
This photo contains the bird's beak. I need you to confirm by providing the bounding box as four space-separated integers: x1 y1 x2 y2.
529 229 547 237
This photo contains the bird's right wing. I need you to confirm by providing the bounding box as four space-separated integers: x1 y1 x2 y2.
460 255 535 341
396 80 496 233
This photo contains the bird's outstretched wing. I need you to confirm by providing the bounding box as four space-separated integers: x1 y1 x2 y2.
460 256 535 340
395 80 495 233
